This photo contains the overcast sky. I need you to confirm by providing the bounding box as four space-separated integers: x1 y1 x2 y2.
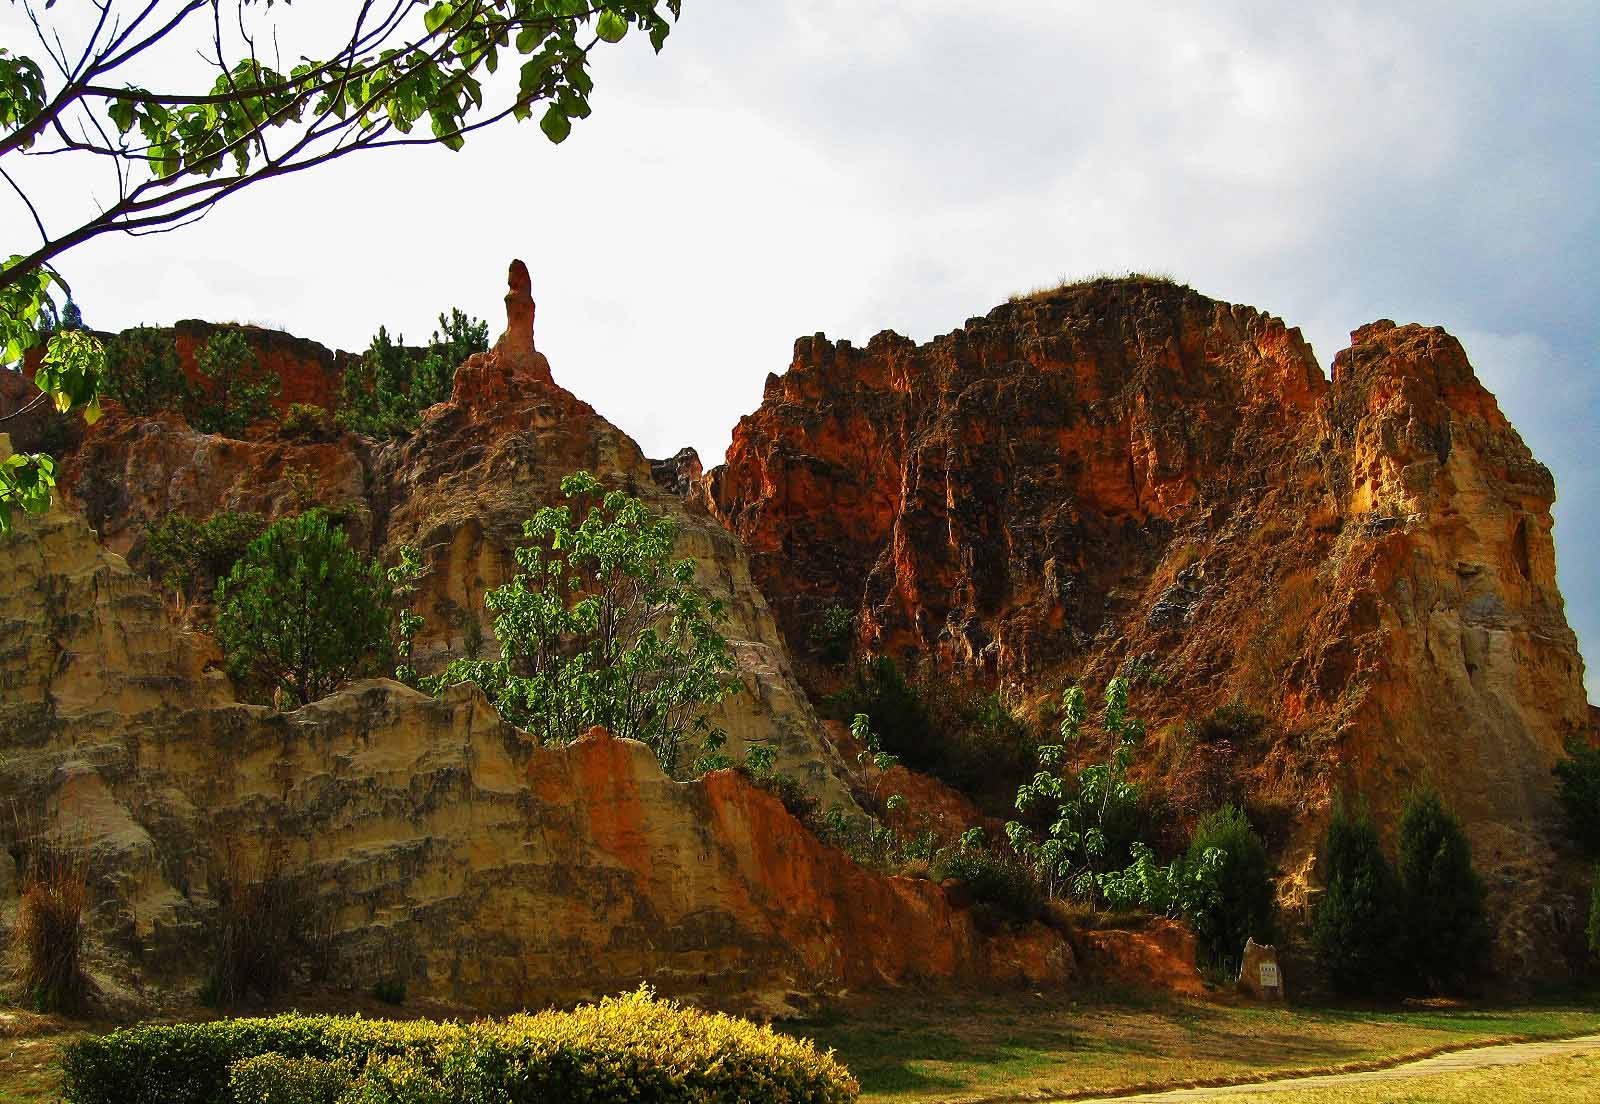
5 2 1596 699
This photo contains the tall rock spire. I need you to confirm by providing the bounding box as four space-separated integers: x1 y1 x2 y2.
493 258 553 385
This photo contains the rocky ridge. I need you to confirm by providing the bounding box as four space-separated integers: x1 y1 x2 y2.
706 279 1591 980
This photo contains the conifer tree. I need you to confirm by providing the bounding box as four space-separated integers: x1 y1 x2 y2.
1397 788 1491 993
1313 795 1407 996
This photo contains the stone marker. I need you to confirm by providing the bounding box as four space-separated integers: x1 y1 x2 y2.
1237 937 1284 1001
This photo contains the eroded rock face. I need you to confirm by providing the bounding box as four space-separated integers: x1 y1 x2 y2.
707 280 1591 980
0 509 1072 1011
58 263 852 807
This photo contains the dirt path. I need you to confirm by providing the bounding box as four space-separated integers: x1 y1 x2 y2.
1074 1033 1600 1101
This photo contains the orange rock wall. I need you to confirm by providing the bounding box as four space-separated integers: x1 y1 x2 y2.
708 282 1591 981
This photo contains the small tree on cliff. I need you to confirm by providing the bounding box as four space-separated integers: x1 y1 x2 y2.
216 511 421 706
428 470 737 774
101 327 188 417
1554 735 1600 856
1397 787 1491 993
186 331 281 438
1006 675 1148 906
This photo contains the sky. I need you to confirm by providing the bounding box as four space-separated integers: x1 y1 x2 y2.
3 2 1596 699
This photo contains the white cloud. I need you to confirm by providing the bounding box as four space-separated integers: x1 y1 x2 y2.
4 1 1595 697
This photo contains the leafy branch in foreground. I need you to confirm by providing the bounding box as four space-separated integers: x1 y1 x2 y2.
0 1 684 525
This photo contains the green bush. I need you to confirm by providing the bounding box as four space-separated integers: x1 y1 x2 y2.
808 604 855 668
931 830 1044 923
228 1053 354 1104
102 326 188 416
338 310 488 438
1397 787 1490 994
187 330 280 437
281 403 338 441
216 511 413 705
1554 736 1600 856
143 511 267 600
1181 805 1276 972
339 1057 450 1104
1588 864 1600 963
826 658 1039 808
426 470 736 775
61 1016 465 1104
60 989 858 1104
1312 796 1406 997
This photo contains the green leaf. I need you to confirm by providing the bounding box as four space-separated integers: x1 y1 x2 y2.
596 12 629 43
423 2 454 33
539 105 571 144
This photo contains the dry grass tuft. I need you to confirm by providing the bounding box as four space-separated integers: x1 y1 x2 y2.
14 841 90 1015
203 839 322 1007
1007 269 1186 303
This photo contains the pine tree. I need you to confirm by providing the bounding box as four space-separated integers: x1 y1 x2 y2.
1313 795 1407 997
216 511 400 705
1398 788 1492 993
1183 805 1277 973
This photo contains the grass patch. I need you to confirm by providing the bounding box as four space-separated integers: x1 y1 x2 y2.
1006 270 1187 303
779 995 1600 1103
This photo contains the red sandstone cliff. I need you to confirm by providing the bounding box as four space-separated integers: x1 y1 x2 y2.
707 279 1591 980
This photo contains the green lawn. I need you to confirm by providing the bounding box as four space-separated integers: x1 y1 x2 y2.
4 996 1599 1103
778 994 1600 1103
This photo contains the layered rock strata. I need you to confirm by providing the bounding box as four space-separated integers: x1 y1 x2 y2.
0 508 1071 1011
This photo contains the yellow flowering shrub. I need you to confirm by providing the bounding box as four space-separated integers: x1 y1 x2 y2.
61 987 858 1104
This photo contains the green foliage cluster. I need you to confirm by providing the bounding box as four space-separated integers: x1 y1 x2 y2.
1006 678 1147 905
1396 788 1491 993
826 657 1039 805
1311 796 1408 997
428 471 736 775
734 742 822 824
1313 789 1490 996
101 325 187 415
930 828 1045 923
281 403 339 442
808 603 856 668
1178 806 1276 971
337 310 487 437
189 330 281 436
228 1054 354 1104
1553 736 1600 856
61 988 858 1104
1094 807 1276 974
143 511 267 600
99 325 279 435
216 511 422 706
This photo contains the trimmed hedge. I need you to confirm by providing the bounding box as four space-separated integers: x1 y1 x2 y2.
61 988 858 1104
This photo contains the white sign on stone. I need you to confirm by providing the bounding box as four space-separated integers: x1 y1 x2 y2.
1259 962 1280 989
